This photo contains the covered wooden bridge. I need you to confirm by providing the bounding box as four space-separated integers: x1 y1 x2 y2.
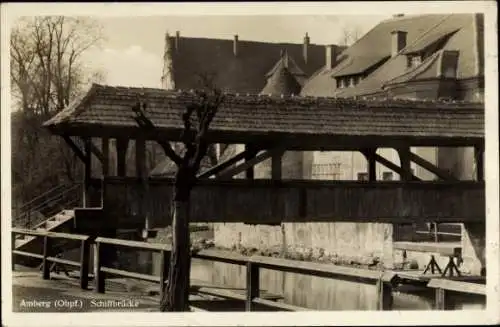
43 84 485 232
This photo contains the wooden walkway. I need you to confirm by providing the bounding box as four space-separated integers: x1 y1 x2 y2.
11 268 282 313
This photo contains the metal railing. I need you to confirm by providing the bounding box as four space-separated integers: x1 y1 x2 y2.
415 223 462 242
13 183 82 229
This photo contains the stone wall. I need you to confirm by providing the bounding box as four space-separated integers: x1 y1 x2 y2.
211 143 483 273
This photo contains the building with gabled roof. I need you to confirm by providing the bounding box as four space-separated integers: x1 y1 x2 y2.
153 32 345 178
302 13 484 101
161 31 340 93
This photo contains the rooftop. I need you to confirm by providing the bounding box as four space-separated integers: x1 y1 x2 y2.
44 84 484 149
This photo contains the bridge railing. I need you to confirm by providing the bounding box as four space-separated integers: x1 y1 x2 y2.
427 278 486 310
11 228 91 290
11 229 487 312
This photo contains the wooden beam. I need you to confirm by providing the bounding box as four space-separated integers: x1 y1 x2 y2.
271 151 284 180
89 140 103 163
135 137 146 179
360 150 421 181
474 145 484 181
197 150 252 179
135 137 149 236
62 135 86 162
363 149 377 181
244 144 258 180
406 150 457 181
102 137 110 177
116 138 129 177
217 149 283 180
398 147 413 181
83 137 92 208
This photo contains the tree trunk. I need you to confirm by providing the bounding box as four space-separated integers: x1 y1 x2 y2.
160 197 191 312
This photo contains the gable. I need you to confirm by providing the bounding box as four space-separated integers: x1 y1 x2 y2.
301 13 483 99
166 36 327 94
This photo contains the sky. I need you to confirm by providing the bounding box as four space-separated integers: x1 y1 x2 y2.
82 15 388 88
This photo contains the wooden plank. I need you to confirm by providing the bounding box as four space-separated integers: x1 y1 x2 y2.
252 298 309 311
406 150 457 181
193 248 248 265
12 250 44 259
197 150 249 179
196 287 246 301
12 228 89 241
95 237 171 251
248 255 382 283
62 136 86 162
427 279 486 296
46 256 80 267
393 242 461 257
217 149 282 180
363 150 421 181
246 262 260 311
100 267 160 283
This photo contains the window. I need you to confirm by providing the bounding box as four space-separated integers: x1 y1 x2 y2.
382 172 393 181
357 172 369 181
407 55 422 68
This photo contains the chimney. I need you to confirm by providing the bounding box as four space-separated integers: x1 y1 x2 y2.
391 30 407 57
175 31 180 52
233 35 239 56
283 49 289 68
393 13 404 18
325 45 338 70
303 33 310 63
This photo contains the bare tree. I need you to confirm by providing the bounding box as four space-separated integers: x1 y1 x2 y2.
132 82 224 312
10 16 104 203
339 25 363 46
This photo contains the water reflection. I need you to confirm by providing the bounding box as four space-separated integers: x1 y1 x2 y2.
155 256 485 311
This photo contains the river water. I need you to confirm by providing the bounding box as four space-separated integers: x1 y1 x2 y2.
185 259 485 311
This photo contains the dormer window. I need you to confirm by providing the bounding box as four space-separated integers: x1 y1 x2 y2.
407 55 422 68
336 76 361 89
337 77 348 89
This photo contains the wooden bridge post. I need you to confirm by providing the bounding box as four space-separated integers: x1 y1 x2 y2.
244 144 257 179
42 235 50 280
79 238 90 290
362 149 377 181
376 272 396 310
116 138 129 177
83 137 92 208
246 261 260 311
12 233 16 271
474 145 484 181
159 249 169 298
94 242 105 293
435 288 451 310
397 147 412 181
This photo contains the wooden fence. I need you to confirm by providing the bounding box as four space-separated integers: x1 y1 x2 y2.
11 229 486 311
